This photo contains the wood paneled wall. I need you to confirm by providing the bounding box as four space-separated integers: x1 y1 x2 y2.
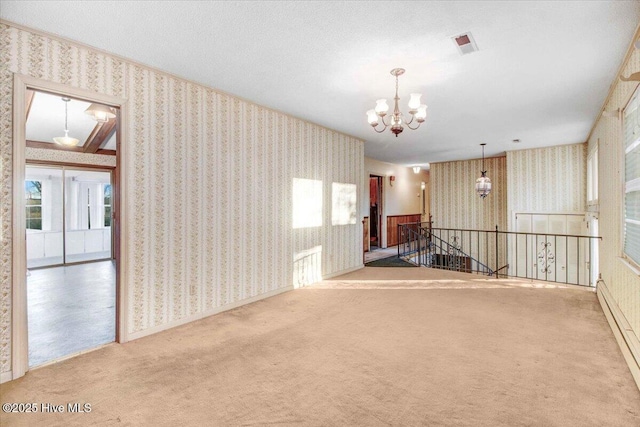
386 214 422 247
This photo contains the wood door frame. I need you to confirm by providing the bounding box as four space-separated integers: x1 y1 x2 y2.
12 74 129 380
369 174 384 249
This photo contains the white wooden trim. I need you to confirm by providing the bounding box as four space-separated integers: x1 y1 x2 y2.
12 74 29 380
11 74 129 380
597 280 640 391
127 286 293 341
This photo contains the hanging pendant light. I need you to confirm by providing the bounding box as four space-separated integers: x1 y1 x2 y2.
53 97 80 146
84 102 116 123
475 143 492 199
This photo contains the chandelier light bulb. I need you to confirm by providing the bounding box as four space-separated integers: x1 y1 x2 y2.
366 109 379 126
408 93 422 111
415 104 428 121
375 99 389 115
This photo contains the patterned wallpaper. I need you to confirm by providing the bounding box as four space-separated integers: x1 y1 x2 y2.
0 23 364 375
507 144 586 224
430 156 507 231
25 147 117 167
589 43 640 342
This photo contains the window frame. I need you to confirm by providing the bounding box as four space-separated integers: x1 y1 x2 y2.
104 183 112 227
25 180 42 230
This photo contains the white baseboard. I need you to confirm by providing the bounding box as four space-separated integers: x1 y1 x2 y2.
1 370 13 384
597 281 640 391
322 264 364 280
128 286 293 341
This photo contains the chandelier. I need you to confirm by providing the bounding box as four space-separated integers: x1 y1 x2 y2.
366 68 427 137
475 143 492 198
53 97 79 147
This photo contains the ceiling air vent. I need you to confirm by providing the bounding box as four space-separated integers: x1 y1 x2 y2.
452 32 479 55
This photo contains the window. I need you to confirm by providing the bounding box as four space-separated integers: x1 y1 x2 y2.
624 88 640 265
25 180 42 230
104 184 112 227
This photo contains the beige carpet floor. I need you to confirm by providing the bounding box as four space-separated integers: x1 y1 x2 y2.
2 267 639 426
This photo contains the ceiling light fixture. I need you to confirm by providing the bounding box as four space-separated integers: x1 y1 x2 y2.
413 166 421 174
85 103 116 123
366 68 427 137
475 143 491 199
53 97 79 147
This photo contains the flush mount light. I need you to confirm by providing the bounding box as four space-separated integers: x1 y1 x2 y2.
366 68 427 137
53 97 79 147
85 102 116 123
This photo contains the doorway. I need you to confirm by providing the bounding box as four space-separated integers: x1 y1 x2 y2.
25 165 115 366
369 175 383 250
12 74 126 379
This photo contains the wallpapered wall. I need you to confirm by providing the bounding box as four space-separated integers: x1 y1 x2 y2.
507 144 586 226
589 44 640 342
430 156 507 231
0 23 364 376
25 147 117 167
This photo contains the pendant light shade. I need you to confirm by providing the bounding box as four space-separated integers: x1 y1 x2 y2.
53 97 79 147
85 103 116 123
475 143 491 199
53 129 80 146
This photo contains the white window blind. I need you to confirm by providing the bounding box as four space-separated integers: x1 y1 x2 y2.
624 88 640 265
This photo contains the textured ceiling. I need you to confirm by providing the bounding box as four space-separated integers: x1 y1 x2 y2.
2 1 639 167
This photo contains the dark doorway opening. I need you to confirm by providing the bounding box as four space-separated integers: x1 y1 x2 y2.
369 175 383 250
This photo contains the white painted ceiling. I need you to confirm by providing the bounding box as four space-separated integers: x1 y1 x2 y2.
3 1 639 167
